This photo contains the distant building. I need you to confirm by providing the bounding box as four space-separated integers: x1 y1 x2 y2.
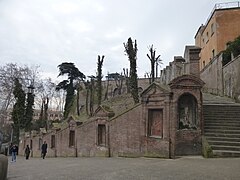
195 1 240 70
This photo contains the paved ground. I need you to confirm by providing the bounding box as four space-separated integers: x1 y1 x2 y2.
7 156 240 180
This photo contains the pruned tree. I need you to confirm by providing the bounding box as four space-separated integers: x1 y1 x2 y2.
147 45 162 83
124 37 139 104
104 72 110 100
114 73 123 95
56 62 85 119
76 83 82 116
96 55 104 105
88 76 96 116
123 68 130 93
84 80 90 115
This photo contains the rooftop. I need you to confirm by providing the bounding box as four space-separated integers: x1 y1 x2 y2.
206 1 240 27
195 1 240 38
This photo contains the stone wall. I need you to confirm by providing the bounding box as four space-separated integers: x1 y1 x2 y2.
200 54 223 95
223 55 240 100
200 53 240 101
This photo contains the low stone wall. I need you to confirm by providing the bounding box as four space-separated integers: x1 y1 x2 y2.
0 154 8 180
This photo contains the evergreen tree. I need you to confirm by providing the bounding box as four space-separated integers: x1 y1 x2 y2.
124 37 139 104
25 85 34 131
12 78 26 143
56 62 85 119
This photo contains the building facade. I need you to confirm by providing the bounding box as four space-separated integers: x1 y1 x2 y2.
195 1 240 70
18 47 204 159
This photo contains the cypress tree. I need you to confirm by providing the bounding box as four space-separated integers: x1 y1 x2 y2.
124 37 139 104
12 78 26 143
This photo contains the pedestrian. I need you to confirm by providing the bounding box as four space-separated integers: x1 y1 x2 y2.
10 144 17 162
25 145 31 160
41 141 47 159
9 143 13 155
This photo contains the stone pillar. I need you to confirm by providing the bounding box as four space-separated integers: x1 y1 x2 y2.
189 47 201 77
184 46 201 77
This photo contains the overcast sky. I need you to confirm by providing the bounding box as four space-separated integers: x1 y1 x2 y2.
0 0 233 81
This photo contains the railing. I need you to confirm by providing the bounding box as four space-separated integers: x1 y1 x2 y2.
205 1 240 26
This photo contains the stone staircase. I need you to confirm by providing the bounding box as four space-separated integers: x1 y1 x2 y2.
203 103 240 157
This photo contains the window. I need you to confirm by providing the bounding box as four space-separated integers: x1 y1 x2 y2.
211 23 215 35
148 109 163 137
212 49 215 58
203 61 205 67
98 124 106 146
206 32 209 43
69 130 75 147
51 135 55 148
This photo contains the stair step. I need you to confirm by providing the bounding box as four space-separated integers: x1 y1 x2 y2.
203 114 240 120
204 133 240 138
203 103 240 157
204 116 240 119
206 136 240 142
204 122 240 126
205 129 240 134
204 126 240 130
211 145 240 151
213 150 240 157
208 140 240 146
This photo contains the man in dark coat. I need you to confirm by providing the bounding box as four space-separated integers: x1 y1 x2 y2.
25 145 31 160
41 141 47 159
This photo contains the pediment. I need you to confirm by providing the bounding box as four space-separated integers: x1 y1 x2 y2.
168 75 205 89
141 82 170 97
94 105 115 118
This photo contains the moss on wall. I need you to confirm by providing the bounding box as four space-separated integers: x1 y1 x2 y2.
202 136 213 158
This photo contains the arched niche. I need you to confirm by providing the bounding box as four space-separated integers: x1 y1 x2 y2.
178 93 198 130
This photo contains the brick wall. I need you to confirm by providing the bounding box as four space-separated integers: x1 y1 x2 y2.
109 105 142 157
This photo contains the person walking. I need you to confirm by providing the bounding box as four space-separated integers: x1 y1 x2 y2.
10 144 17 162
41 141 47 159
25 145 31 160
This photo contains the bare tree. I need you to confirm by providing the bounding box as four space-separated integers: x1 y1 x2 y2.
147 45 161 83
